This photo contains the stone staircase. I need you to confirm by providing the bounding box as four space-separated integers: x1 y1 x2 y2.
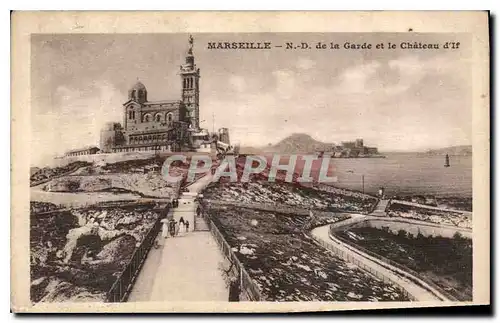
194 215 210 231
370 199 390 217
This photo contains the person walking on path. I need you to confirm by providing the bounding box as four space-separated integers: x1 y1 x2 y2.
185 220 190 233
175 220 180 236
161 218 169 238
169 219 177 237
179 216 185 235
155 218 169 248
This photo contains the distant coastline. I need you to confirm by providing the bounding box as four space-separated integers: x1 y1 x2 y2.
315 152 386 159
423 145 472 156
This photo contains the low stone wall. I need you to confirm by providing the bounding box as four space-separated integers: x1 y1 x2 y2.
330 216 472 239
391 199 473 217
203 199 344 219
314 182 377 200
364 218 471 239
56 151 217 168
204 199 309 216
53 152 156 167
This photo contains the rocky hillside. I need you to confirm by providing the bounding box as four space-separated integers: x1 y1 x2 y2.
264 133 333 154
239 133 333 155
30 202 163 303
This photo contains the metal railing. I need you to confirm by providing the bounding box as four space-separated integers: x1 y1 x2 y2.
105 206 168 302
199 204 263 301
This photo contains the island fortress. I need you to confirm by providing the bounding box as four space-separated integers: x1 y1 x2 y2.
98 35 212 154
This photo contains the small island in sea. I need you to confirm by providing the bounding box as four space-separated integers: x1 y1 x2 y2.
241 133 385 158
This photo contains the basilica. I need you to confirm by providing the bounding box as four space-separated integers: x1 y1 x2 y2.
99 35 211 154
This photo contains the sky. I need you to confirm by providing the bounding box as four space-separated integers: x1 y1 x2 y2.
31 33 471 166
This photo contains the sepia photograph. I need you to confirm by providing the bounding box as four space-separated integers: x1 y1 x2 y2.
10 11 490 313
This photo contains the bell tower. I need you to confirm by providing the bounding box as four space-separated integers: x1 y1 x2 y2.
180 34 201 130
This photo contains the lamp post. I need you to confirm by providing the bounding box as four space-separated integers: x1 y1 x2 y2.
362 174 365 194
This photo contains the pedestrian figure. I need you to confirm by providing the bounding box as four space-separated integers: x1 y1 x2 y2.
155 218 169 247
196 206 201 217
178 217 185 235
169 219 177 237
161 218 169 239
175 221 180 236
185 220 190 233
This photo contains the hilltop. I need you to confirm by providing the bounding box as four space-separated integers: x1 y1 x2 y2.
266 133 333 154
240 133 333 155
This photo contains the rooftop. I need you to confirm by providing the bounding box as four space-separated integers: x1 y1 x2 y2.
143 100 182 106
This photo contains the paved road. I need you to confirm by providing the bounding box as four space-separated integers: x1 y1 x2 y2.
128 172 228 302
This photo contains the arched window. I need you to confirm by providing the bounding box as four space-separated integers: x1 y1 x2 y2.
143 114 151 122
166 113 173 127
155 114 162 122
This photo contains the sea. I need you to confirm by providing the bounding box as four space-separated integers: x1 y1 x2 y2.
266 153 472 198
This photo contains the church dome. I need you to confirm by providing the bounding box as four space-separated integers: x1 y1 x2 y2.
128 80 147 103
130 81 147 91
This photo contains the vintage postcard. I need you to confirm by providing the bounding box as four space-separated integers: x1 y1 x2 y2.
11 11 490 313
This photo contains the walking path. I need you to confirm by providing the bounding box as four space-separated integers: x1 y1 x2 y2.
128 172 228 302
